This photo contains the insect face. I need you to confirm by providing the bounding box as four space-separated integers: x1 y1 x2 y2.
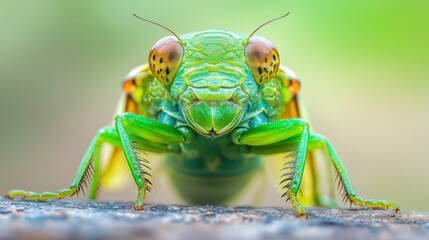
149 31 281 138
168 31 257 138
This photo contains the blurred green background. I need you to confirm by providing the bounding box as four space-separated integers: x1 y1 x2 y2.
0 0 428 211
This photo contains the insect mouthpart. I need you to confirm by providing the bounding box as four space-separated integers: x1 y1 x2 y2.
182 100 244 138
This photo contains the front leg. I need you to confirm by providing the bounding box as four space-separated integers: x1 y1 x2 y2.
114 112 186 210
232 118 310 218
6 126 121 201
232 119 399 218
308 134 399 213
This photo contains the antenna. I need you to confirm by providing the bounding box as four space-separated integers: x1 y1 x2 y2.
132 13 181 41
248 12 290 40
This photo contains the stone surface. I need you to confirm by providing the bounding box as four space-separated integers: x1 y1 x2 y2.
0 198 427 240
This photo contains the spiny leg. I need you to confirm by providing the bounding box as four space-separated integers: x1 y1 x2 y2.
308 134 399 213
245 137 336 208
114 113 186 210
5 126 121 201
232 118 310 218
84 128 175 199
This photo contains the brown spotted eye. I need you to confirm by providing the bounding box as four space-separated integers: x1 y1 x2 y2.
245 36 280 85
149 36 184 86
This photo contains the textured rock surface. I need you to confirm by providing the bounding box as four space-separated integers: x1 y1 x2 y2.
0 198 427 240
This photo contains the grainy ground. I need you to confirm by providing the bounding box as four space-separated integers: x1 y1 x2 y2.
0 198 427 240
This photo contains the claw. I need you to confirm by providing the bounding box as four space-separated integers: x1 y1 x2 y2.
287 191 308 219
5 189 28 200
132 187 147 211
4 194 12 200
296 205 308 219
133 205 144 211
349 195 400 215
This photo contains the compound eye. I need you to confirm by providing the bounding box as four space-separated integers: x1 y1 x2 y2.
149 36 184 86
245 36 280 85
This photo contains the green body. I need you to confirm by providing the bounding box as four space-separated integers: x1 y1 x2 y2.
137 30 287 203
6 29 399 218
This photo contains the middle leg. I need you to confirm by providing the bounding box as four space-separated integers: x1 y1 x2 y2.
231 118 310 217
308 134 399 212
114 112 186 209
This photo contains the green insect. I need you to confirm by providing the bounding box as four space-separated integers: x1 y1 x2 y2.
5 13 399 218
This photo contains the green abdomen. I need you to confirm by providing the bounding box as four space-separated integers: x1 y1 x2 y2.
165 135 261 204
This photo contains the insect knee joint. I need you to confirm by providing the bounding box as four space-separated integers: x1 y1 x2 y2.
115 112 131 122
230 128 247 145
